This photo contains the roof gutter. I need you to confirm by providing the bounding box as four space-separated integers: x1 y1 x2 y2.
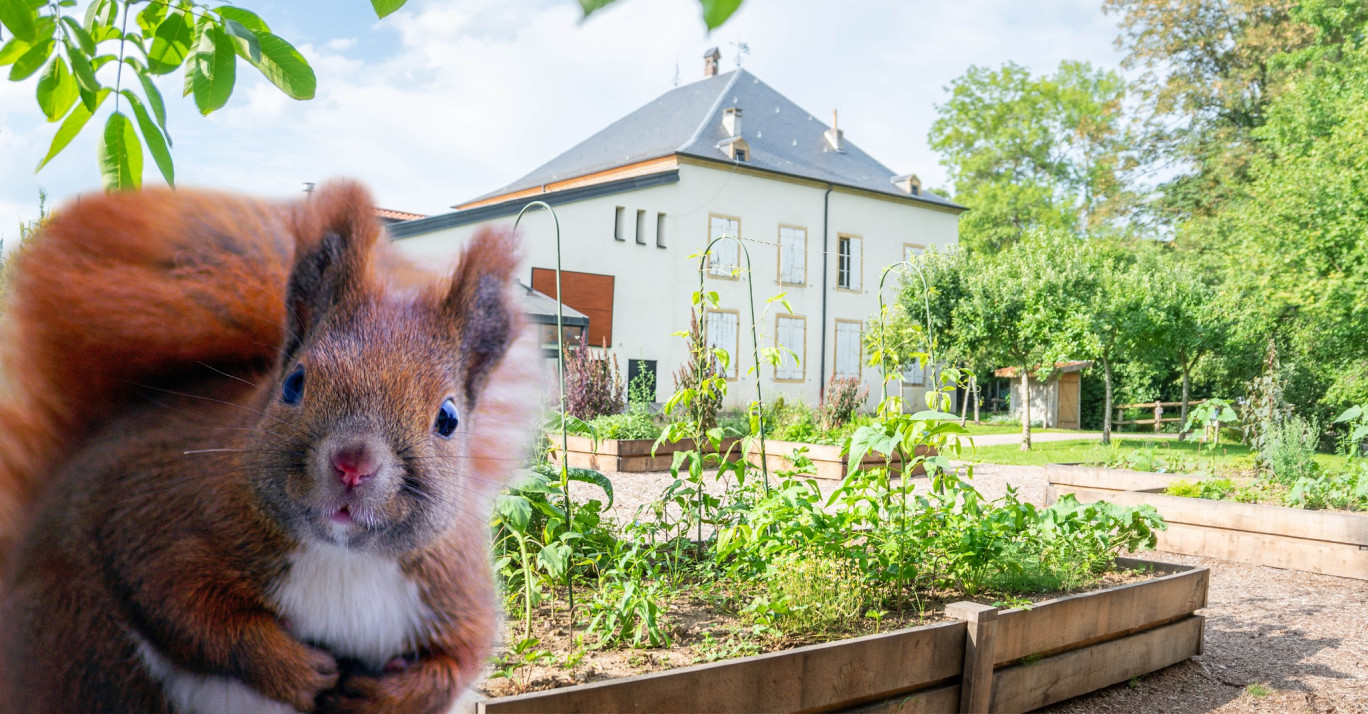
818 183 833 401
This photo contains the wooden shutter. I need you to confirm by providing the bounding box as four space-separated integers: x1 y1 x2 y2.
531 268 615 346
779 228 805 284
835 322 862 379
848 238 862 291
776 316 803 380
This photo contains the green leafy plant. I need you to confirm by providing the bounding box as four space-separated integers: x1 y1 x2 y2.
1 0 326 190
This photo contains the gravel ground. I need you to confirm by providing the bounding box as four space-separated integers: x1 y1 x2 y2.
567 462 1368 713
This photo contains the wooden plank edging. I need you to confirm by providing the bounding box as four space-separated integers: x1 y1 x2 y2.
471 558 1206 714
1047 463 1368 580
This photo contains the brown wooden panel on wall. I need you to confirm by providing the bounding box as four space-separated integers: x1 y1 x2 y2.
531 268 615 346
1058 372 1081 429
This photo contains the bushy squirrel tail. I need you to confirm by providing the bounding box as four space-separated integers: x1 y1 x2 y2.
0 182 375 561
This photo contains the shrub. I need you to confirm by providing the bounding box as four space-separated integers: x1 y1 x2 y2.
563 339 624 421
760 548 870 633
819 376 867 431
589 410 660 440
1261 414 1319 484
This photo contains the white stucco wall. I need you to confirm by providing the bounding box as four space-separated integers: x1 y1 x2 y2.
393 161 960 410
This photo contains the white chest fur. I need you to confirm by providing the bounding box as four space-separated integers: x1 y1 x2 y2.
270 541 433 670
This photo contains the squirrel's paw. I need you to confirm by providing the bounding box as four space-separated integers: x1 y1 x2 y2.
260 645 340 713
317 665 447 714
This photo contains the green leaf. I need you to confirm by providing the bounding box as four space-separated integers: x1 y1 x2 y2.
136 71 168 137
36 55 78 121
563 466 614 507
146 10 192 75
36 87 106 171
190 24 236 114
0 0 39 43
59 15 95 55
221 18 259 63
98 111 142 191
370 0 408 19
578 0 621 17
136 0 165 36
1334 405 1363 424
83 0 114 33
494 493 532 532
65 41 98 92
699 0 744 29
248 32 314 100
122 89 174 186
9 37 53 81
0 36 30 65
215 6 270 34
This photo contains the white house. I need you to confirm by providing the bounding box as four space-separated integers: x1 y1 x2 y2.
390 54 964 409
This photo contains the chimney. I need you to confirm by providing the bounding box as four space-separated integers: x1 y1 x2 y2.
824 109 843 151
892 174 922 196
703 47 721 78
722 107 742 137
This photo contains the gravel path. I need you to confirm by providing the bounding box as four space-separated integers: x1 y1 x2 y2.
574 461 1368 713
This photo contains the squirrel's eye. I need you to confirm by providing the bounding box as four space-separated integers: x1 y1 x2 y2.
281 366 305 405
434 398 459 438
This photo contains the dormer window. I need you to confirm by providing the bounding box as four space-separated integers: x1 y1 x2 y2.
718 136 750 162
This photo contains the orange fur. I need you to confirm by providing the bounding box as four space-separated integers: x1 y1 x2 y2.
0 181 542 713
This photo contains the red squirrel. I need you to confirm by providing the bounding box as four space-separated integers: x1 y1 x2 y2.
0 181 541 713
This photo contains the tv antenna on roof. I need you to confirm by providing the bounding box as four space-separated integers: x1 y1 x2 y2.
731 40 749 67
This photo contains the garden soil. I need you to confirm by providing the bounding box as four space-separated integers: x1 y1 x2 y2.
546 462 1368 713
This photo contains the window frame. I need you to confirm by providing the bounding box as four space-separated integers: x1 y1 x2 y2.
635 209 647 245
656 212 667 248
836 234 863 292
705 213 743 281
902 242 926 263
776 224 807 287
832 318 864 381
614 206 626 241
703 308 742 380
773 313 807 383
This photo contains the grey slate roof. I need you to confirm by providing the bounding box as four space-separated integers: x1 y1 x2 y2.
462 69 963 211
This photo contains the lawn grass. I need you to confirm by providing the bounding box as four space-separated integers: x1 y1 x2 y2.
965 437 1342 474
960 423 1069 436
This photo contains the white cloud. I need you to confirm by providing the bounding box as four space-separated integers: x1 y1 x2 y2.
0 0 1126 235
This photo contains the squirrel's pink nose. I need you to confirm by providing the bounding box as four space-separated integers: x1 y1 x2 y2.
332 445 377 488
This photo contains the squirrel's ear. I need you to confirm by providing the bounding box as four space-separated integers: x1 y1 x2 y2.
282 181 380 361
445 227 521 402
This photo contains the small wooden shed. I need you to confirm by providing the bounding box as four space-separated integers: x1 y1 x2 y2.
993 361 1093 430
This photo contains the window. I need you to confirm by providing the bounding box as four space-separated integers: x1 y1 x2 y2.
837 235 862 290
614 207 625 241
704 310 740 378
901 358 926 386
903 243 925 263
656 212 667 248
627 359 658 403
834 320 862 380
734 147 748 162
635 209 647 245
707 215 741 278
775 315 805 381
778 226 806 285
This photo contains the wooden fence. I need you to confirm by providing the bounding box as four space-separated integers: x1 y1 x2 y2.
1113 399 1208 433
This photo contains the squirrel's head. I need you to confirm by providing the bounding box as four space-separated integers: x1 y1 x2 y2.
246 181 538 555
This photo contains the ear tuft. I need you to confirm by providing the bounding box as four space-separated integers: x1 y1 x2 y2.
282 180 381 361
446 227 522 401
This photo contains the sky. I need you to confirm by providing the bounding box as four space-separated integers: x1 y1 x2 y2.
0 0 1126 245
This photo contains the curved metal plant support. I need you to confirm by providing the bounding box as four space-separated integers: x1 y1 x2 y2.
513 201 576 625
877 260 937 411
697 235 771 493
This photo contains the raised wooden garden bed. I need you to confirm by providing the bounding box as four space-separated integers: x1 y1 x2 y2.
746 440 934 481
464 558 1207 713
550 435 743 473
1047 463 1368 581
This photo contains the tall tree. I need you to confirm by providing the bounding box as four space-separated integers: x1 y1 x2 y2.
930 61 1137 253
1073 243 1147 445
953 230 1096 449
1104 0 1368 225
